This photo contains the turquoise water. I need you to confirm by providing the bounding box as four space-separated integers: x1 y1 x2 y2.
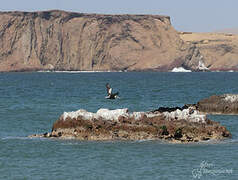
0 72 238 179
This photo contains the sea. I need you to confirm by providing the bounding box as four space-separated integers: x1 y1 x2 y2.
0 72 238 180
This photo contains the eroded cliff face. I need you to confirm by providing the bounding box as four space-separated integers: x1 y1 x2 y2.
0 10 191 72
1 10 238 72
180 32 238 71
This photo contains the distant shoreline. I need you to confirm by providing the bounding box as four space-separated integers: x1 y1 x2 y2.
1 70 237 73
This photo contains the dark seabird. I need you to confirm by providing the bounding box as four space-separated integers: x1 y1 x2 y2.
105 83 119 99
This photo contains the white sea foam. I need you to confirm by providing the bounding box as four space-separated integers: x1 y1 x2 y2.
197 60 209 71
171 67 192 72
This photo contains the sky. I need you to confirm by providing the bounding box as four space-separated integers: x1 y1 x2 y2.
0 0 237 32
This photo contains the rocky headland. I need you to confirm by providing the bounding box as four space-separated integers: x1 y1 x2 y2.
180 32 238 71
30 105 231 143
1 10 238 72
0 10 187 72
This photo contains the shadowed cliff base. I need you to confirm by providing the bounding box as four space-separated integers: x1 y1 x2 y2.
1 10 237 72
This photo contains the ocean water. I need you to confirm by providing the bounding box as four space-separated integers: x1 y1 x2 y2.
0 72 238 180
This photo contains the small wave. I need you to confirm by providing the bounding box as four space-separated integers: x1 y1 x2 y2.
1 136 31 140
191 138 238 145
227 139 238 144
171 67 192 72
1 136 49 141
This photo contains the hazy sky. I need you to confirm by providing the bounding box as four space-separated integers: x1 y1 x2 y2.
1 0 237 32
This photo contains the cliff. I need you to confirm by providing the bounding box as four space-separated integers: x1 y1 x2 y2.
180 32 238 71
0 10 191 72
1 10 238 72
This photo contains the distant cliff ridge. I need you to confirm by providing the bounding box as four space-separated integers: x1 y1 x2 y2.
0 10 238 72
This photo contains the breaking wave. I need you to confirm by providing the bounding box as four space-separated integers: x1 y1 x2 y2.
171 67 192 72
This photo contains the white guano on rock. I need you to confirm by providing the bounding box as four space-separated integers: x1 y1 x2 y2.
63 108 130 121
62 107 206 123
163 107 206 123
224 94 238 103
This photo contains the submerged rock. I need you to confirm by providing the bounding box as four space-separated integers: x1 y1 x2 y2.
29 106 231 143
197 94 238 114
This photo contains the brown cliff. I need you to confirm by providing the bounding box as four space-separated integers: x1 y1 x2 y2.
1 10 238 72
180 32 238 71
0 10 191 72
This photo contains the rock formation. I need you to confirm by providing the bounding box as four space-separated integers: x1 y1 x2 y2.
0 10 191 72
1 10 237 72
180 32 238 71
197 94 238 114
30 106 231 143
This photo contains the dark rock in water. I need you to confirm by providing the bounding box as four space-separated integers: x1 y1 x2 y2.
151 106 183 113
151 104 197 113
29 107 231 143
197 94 238 114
